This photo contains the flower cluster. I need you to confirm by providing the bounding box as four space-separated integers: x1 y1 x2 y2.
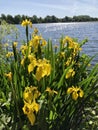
21 54 51 81
61 36 82 67
19 23 51 81
63 36 82 53
29 35 47 52
3 19 97 130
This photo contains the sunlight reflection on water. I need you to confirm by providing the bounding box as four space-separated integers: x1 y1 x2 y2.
4 22 98 64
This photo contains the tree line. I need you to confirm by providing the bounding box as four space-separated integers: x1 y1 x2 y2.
0 14 98 24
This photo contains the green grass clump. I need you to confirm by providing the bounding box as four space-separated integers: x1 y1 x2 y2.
0 19 98 130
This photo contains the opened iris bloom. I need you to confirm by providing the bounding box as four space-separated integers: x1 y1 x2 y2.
23 86 40 125
67 86 84 100
21 19 32 28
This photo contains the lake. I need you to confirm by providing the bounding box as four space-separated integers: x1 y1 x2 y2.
7 22 98 64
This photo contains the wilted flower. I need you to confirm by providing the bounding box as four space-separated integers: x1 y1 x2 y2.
5 72 12 81
46 87 58 95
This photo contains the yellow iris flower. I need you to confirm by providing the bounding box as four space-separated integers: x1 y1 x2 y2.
23 87 33 104
13 42 18 47
67 86 84 100
22 102 36 125
65 36 73 43
20 45 28 55
27 55 37 73
65 68 75 79
29 35 42 52
35 61 51 81
41 39 47 46
21 19 32 28
23 86 40 125
6 52 13 58
23 86 40 103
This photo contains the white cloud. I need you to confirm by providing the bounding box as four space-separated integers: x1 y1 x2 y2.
0 0 98 18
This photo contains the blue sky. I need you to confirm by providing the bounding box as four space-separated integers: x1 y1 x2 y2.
0 0 98 18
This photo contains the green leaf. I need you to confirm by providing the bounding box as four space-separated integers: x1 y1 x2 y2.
58 64 73 88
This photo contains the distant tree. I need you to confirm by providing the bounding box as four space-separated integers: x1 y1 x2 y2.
38 17 44 23
73 15 91 22
0 14 98 24
14 15 22 24
6 14 14 24
73 16 77 22
1 14 6 21
21 15 27 20
51 15 58 22
62 16 72 22
44 15 52 23
31 15 38 23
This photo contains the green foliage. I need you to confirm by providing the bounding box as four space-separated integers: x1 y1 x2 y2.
0 19 98 130
0 13 98 24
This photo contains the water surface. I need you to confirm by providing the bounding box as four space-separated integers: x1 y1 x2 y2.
6 22 98 64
